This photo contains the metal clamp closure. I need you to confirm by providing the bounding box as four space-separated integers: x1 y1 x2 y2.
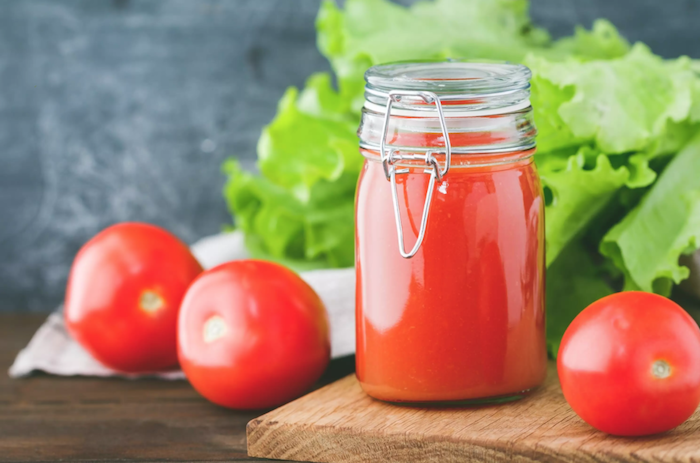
379 91 452 259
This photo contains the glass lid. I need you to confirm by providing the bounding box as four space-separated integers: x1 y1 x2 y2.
364 59 532 113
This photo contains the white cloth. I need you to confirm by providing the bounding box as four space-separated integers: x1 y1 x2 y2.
9 232 356 379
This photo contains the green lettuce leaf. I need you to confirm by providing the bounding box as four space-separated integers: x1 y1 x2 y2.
223 160 356 269
546 240 614 357
317 0 550 112
539 147 630 265
550 19 630 61
601 133 700 295
642 121 699 160
527 45 696 154
296 72 354 119
258 75 361 202
692 62 700 122
528 75 581 154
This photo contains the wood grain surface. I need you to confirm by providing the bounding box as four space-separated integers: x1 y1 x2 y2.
0 313 353 462
248 364 700 463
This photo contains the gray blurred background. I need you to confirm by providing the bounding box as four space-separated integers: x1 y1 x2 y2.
2 0 699 313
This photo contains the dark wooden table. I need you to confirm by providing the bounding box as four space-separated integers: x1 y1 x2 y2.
0 313 355 462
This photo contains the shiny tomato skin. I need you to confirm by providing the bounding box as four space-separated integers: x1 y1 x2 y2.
177 260 330 410
558 291 700 436
65 222 203 373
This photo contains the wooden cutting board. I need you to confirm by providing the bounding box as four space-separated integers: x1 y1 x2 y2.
247 363 700 463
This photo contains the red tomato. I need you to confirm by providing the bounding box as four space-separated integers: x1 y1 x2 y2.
65 222 203 372
558 291 700 436
177 260 330 410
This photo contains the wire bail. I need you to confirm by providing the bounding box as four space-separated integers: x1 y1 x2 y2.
380 90 452 259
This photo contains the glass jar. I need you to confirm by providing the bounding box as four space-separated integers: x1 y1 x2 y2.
355 60 546 404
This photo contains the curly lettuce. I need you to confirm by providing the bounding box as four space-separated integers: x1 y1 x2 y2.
601 134 700 296
223 0 700 355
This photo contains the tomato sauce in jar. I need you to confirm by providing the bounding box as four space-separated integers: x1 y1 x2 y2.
355 61 546 403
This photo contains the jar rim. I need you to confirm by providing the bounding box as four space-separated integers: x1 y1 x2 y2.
364 59 531 113
365 59 531 97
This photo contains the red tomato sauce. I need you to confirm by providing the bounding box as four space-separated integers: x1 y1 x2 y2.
355 147 547 403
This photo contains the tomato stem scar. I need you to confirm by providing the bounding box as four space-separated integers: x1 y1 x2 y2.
139 290 165 313
203 315 228 344
652 360 671 379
